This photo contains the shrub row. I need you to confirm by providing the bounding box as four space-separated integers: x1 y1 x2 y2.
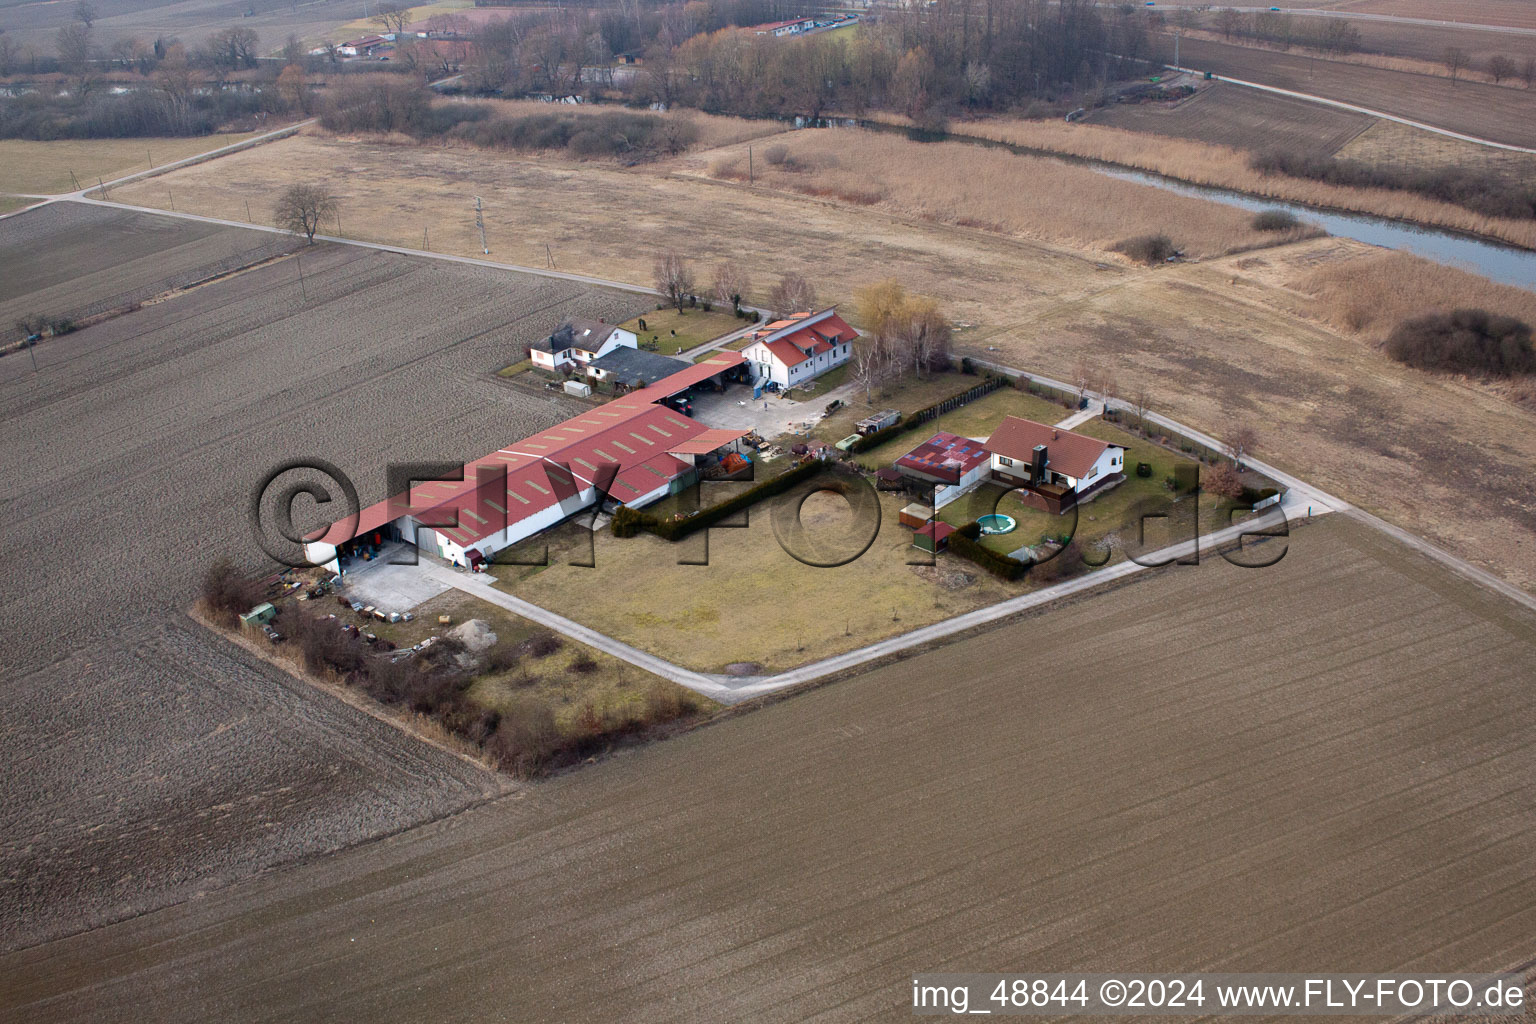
1252 150 1536 221
611 460 823 541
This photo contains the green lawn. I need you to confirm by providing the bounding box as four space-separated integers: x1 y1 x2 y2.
496 358 534 378
620 307 744 355
0 195 39 215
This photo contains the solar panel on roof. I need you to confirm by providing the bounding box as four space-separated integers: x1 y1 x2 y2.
630 432 653 445
486 501 506 514
506 489 529 504
462 509 486 525
574 457 598 472
526 482 549 496
612 441 635 454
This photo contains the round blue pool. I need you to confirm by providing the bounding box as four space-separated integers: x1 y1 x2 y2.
977 514 1017 535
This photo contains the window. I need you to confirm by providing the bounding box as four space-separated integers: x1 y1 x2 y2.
998 456 1014 467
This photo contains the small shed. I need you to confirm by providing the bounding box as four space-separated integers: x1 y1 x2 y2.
855 410 900 435
563 379 593 397
874 467 904 490
913 521 955 553
899 503 934 530
239 603 276 630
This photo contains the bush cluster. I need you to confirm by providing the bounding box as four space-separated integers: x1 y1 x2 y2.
1384 309 1535 377
1252 151 1536 221
454 109 698 161
1111 234 1177 265
1251 209 1301 232
200 558 265 627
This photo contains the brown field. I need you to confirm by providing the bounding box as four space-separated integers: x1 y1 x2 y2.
1176 35 1536 148
0 0 359 53
1175 25 1536 86
1336 119 1536 183
7 515 1536 1021
701 127 1287 259
948 116 1536 249
97 127 1536 594
1087 80 1375 156
1343 0 1536 31
0 133 268 196
0 201 650 951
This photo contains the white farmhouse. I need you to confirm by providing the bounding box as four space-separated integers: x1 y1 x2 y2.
740 307 858 390
528 318 637 373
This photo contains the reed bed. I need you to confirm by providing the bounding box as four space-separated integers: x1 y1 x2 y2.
705 127 1295 258
937 117 1536 250
1294 248 1536 340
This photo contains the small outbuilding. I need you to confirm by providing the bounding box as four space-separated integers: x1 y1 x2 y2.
912 521 955 553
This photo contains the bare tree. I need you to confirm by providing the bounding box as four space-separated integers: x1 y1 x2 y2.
1129 383 1152 435
1443 46 1471 84
711 260 749 311
1486 55 1516 85
1524 57 1536 89
210 26 259 69
72 0 96 28
897 294 951 377
768 271 816 315
373 1 413 37
319 38 342 65
155 44 195 134
1225 421 1258 470
850 333 895 403
55 21 92 76
652 251 694 313
274 184 338 244
1071 357 1093 403
0 33 17 78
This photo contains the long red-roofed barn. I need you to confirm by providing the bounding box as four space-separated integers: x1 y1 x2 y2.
303 353 748 571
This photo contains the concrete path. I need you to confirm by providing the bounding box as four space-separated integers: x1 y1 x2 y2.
1054 399 1102 431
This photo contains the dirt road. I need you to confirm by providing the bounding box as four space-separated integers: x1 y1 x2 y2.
5 516 1534 1022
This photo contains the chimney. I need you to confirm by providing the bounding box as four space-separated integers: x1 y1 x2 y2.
1052 429 1059 440
1031 444 1048 484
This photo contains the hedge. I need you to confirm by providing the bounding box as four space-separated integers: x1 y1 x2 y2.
947 520 1030 581
611 461 823 542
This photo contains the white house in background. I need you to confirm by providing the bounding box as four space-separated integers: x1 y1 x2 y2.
750 17 815 37
741 307 858 390
985 415 1126 514
528 318 637 373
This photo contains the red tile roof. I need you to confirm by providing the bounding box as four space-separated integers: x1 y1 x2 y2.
311 358 743 550
667 427 750 455
985 416 1121 480
750 309 856 368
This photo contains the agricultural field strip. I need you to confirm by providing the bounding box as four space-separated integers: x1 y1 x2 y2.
1165 65 1536 155
1205 6 1536 34
1 120 317 204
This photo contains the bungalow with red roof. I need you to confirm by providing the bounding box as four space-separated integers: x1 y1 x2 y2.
740 307 858 390
749 17 815 37
985 415 1125 514
892 431 991 509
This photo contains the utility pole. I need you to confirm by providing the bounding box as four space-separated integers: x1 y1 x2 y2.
423 226 429 250
245 198 252 221
297 254 307 302
748 145 753 185
546 243 554 268
70 170 82 191
474 196 488 254
167 189 174 210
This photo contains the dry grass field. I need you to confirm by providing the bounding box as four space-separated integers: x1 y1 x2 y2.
949 115 1536 249
1088 80 1375 155
0 133 268 196
7 515 1536 1021
0 201 651 951
497 485 1022 673
98 126 1536 593
1176 35 1536 148
702 127 1286 259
